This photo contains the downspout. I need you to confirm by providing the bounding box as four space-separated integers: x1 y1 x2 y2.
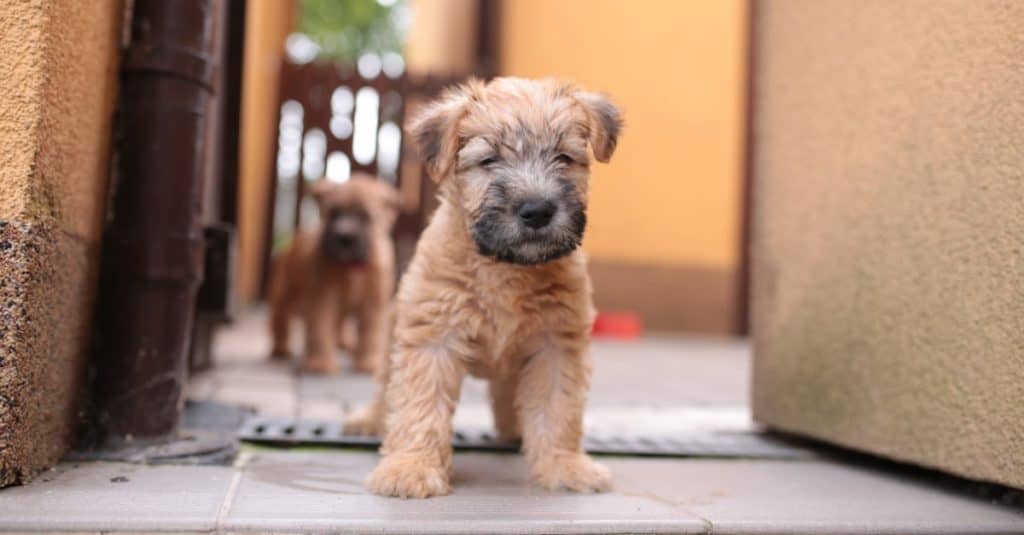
90 0 223 446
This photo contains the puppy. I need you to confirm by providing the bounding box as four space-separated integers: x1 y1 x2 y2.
349 77 622 498
268 174 398 374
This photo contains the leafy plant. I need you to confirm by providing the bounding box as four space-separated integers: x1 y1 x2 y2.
297 0 407 63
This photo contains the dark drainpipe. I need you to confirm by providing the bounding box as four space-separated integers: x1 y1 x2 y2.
90 0 223 446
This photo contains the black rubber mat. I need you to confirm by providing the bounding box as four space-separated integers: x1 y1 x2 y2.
238 416 817 459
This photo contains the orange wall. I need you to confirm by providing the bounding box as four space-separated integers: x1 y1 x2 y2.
500 0 747 269
236 0 295 302
405 0 478 75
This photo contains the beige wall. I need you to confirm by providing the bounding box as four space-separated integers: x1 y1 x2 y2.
235 1 750 332
405 0 478 76
500 0 748 332
500 0 747 270
0 0 122 486
237 0 296 302
751 0 1024 489
236 0 475 302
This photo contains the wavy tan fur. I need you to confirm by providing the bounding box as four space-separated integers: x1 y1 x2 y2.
348 78 622 498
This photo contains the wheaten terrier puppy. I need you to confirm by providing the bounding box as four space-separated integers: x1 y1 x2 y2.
350 77 622 498
268 174 398 375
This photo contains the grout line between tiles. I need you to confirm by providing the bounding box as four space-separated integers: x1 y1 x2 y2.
215 451 251 532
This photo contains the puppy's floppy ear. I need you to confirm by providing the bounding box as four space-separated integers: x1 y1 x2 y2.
576 91 623 163
409 80 479 181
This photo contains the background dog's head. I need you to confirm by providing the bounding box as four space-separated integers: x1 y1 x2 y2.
410 77 622 265
308 174 399 264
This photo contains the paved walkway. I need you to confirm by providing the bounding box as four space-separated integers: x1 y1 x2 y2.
5 450 1022 534
1 309 1021 534
189 309 756 436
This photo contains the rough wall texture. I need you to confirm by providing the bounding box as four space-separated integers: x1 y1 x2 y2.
751 0 1024 490
0 0 122 486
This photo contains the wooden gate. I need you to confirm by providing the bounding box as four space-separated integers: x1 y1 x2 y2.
262 58 461 289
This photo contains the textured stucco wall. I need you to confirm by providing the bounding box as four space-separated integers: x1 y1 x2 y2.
751 0 1024 489
0 0 122 486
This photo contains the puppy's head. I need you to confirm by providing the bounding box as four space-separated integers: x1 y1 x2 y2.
308 173 399 264
411 77 622 265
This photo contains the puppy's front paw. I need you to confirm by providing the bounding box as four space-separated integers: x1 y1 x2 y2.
367 455 451 498
343 404 384 437
301 355 340 375
534 453 613 493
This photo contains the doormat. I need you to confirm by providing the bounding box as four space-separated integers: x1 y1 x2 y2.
238 416 817 459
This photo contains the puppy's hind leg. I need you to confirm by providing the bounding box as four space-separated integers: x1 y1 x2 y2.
366 343 465 498
519 343 611 493
343 343 390 437
344 302 395 435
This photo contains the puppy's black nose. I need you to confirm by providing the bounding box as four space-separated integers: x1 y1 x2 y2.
333 233 358 248
517 200 556 229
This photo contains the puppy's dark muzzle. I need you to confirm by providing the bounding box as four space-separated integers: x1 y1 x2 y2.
322 232 367 263
517 199 556 229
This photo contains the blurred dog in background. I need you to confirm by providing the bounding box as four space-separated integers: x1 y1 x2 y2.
268 174 399 375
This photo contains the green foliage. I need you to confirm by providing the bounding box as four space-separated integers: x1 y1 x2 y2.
298 0 406 63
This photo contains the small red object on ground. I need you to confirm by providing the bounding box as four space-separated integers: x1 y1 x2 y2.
591 311 643 339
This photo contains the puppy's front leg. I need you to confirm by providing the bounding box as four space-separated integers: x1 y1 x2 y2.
302 289 341 374
353 301 390 373
267 257 295 359
519 343 611 493
367 342 465 498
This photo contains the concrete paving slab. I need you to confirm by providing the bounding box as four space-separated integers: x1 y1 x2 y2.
588 336 750 407
212 307 279 364
185 369 221 401
207 308 751 410
223 451 1024 534
0 462 235 532
298 370 381 405
611 457 1024 535
212 358 297 384
299 398 348 421
216 383 297 418
222 451 708 534
1 450 1019 534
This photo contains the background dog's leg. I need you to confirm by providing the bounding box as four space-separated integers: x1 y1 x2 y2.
342 353 389 436
267 258 294 359
302 290 341 374
366 345 465 498
518 345 612 493
352 302 389 373
489 373 521 441
338 315 358 352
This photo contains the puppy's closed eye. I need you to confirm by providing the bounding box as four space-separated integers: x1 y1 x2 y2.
554 153 574 165
458 137 500 171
